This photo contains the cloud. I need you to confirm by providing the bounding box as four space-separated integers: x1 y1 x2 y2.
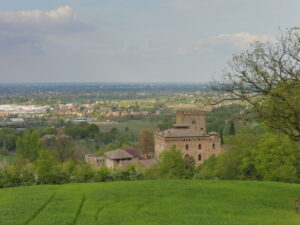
0 6 92 54
0 6 73 24
178 32 275 55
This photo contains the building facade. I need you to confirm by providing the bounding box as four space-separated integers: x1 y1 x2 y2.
154 110 223 165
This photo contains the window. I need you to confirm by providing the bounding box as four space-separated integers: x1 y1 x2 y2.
212 143 215 150
198 144 202 149
173 144 176 149
185 144 189 150
192 120 196 125
198 154 202 161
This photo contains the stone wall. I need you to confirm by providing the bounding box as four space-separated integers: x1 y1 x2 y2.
154 134 222 165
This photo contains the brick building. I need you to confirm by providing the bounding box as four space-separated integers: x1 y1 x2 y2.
154 110 224 165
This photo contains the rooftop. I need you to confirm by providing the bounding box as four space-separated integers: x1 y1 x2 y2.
155 127 208 138
104 149 134 160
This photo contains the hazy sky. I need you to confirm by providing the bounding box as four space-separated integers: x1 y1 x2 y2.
0 0 299 83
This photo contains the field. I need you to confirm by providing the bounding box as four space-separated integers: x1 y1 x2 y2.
97 120 158 133
0 153 15 164
0 180 300 225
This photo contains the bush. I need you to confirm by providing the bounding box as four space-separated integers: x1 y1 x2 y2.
73 163 95 183
158 147 187 179
94 167 112 182
195 155 217 179
111 165 142 181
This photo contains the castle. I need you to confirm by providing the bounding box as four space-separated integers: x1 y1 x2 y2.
154 110 223 165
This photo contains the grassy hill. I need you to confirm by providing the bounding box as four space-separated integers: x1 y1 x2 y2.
0 180 299 225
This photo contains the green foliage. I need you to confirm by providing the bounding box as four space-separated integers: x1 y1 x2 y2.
16 130 43 163
65 122 99 139
52 135 75 163
157 115 175 130
111 165 142 181
0 128 21 151
229 121 236 136
254 134 300 182
35 150 68 184
197 132 300 182
94 166 111 182
73 163 95 183
158 147 187 179
195 155 217 179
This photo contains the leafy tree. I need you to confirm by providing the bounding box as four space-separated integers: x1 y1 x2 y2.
158 147 187 179
229 121 236 136
53 135 74 163
16 130 43 162
212 28 300 141
195 155 217 179
220 128 224 145
137 130 154 158
35 150 62 184
254 134 300 182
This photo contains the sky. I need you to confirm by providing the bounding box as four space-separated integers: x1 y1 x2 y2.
0 0 299 83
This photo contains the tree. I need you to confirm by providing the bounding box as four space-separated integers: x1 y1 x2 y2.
53 135 74 163
16 130 43 162
158 147 187 179
229 121 236 136
137 130 154 158
220 128 224 144
35 150 60 184
212 28 300 141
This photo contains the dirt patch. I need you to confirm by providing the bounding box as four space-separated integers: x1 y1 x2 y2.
296 199 300 214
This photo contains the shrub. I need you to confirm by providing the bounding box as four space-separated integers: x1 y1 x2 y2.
195 155 217 179
158 147 187 179
73 163 95 183
111 165 142 181
94 167 112 182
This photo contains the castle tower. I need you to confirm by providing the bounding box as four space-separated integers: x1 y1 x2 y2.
154 109 223 165
175 110 206 133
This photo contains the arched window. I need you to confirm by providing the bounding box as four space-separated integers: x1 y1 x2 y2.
212 143 215 149
198 154 202 161
185 144 189 150
198 144 202 149
192 120 196 125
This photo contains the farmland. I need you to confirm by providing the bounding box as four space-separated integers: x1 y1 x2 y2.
96 120 159 133
0 180 299 225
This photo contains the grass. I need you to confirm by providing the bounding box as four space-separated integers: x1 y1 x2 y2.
0 180 299 225
0 152 16 164
97 120 158 133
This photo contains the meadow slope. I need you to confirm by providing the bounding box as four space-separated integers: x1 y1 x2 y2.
0 180 299 225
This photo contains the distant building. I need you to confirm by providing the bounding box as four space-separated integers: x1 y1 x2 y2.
10 118 25 124
85 149 157 169
154 110 224 165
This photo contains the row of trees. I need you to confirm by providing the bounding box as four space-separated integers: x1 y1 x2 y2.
0 147 192 188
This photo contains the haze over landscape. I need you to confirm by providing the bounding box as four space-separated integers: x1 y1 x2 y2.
0 0 299 83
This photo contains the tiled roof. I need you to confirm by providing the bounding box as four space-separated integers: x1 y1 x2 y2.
104 149 134 160
155 128 208 138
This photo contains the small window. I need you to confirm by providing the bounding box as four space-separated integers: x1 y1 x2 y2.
173 144 176 149
186 144 189 150
198 154 202 161
192 120 196 125
201 128 203 131
198 144 202 149
212 143 215 150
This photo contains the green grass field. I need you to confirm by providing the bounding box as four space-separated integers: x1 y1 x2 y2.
97 120 158 133
0 180 299 225
0 153 15 164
